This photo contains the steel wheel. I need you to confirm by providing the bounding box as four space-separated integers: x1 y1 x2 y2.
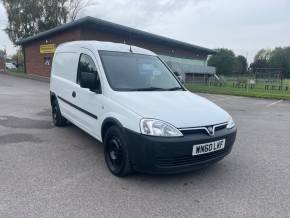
106 136 125 173
51 99 67 127
52 103 58 125
104 126 133 177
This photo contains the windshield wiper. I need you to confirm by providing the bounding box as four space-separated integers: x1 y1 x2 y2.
167 87 184 91
132 87 167 91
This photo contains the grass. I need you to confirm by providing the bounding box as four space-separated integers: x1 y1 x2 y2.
185 82 290 100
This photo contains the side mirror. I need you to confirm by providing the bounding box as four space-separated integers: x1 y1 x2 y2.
80 71 99 92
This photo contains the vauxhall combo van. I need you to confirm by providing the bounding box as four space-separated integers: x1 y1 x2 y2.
50 41 237 177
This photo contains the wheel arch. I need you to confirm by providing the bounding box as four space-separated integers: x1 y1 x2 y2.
101 117 125 142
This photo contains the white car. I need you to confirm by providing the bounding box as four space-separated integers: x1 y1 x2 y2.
6 63 17 69
50 41 237 177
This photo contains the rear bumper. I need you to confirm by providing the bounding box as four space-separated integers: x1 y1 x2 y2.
124 127 237 174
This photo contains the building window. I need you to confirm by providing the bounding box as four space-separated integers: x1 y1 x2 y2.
44 56 51 65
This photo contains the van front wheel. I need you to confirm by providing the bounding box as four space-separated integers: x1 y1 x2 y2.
104 126 133 177
51 99 67 127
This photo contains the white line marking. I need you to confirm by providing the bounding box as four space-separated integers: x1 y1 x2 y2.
265 100 283 108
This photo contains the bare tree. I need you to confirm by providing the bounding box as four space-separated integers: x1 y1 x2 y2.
68 0 96 21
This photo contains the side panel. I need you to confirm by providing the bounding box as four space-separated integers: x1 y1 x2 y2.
52 52 79 82
50 52 80 124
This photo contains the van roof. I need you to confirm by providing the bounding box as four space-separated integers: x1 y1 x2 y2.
56 41 156 56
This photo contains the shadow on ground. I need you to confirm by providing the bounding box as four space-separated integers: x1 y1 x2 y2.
0 116 53 129
0 133 42 145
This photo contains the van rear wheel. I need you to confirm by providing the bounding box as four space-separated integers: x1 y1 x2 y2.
51 99 67 127
104 126 133 177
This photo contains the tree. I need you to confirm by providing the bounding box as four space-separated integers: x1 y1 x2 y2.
233 55 248 74
208 48 236 75
2 0 41 44
11 49 24 66
250 49 271 73
250 47 290 78
254 48 271 62
37 0 69 32
68 0 95 21
249 59 269 73
0 50 6 61
1 0 91 44
269 47 290 78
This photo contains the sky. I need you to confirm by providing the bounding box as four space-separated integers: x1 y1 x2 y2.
0 0 290 63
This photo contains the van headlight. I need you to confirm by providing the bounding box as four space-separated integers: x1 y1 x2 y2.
227 117 235 129
140 119 183 137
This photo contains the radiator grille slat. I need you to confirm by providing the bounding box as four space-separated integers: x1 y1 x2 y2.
156 149 226 167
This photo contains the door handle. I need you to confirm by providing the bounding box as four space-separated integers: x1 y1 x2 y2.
72 91 76 98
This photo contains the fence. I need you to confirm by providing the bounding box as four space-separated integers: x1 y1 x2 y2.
184 72 289 91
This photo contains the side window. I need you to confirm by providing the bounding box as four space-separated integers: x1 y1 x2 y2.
77 54 99 83
77 54 101 92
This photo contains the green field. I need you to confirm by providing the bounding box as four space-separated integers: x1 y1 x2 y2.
185 81 290 100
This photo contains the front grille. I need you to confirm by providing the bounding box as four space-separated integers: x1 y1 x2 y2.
180 129 206 135
180 123 227 135
215 124 227 131
156 149 226 167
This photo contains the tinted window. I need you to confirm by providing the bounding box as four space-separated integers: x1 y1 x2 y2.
77 54 99 84
99 51 182 91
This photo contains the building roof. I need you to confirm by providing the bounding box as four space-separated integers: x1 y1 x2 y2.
16 16 215 54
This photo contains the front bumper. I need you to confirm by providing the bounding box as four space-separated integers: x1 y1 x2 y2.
124 127 237 174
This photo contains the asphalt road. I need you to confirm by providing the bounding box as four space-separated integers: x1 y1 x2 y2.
0 73 289 218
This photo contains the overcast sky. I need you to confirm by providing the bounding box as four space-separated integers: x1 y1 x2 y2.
1 0 290 62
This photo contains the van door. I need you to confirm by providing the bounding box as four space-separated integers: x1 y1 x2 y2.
70 49 103 139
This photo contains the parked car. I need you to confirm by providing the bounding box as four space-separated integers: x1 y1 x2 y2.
6 62 17 69
50 41 237 177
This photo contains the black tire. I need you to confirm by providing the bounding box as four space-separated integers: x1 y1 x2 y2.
51 98 67 127
104 126 133 177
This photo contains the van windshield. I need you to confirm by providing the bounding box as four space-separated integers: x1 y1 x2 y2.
99 51 183 91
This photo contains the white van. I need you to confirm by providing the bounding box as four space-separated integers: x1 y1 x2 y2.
50 41 237 177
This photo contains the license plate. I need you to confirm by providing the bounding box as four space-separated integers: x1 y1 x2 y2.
192 139 226 156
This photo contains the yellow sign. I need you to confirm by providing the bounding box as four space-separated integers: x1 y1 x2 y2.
40 44 56 54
